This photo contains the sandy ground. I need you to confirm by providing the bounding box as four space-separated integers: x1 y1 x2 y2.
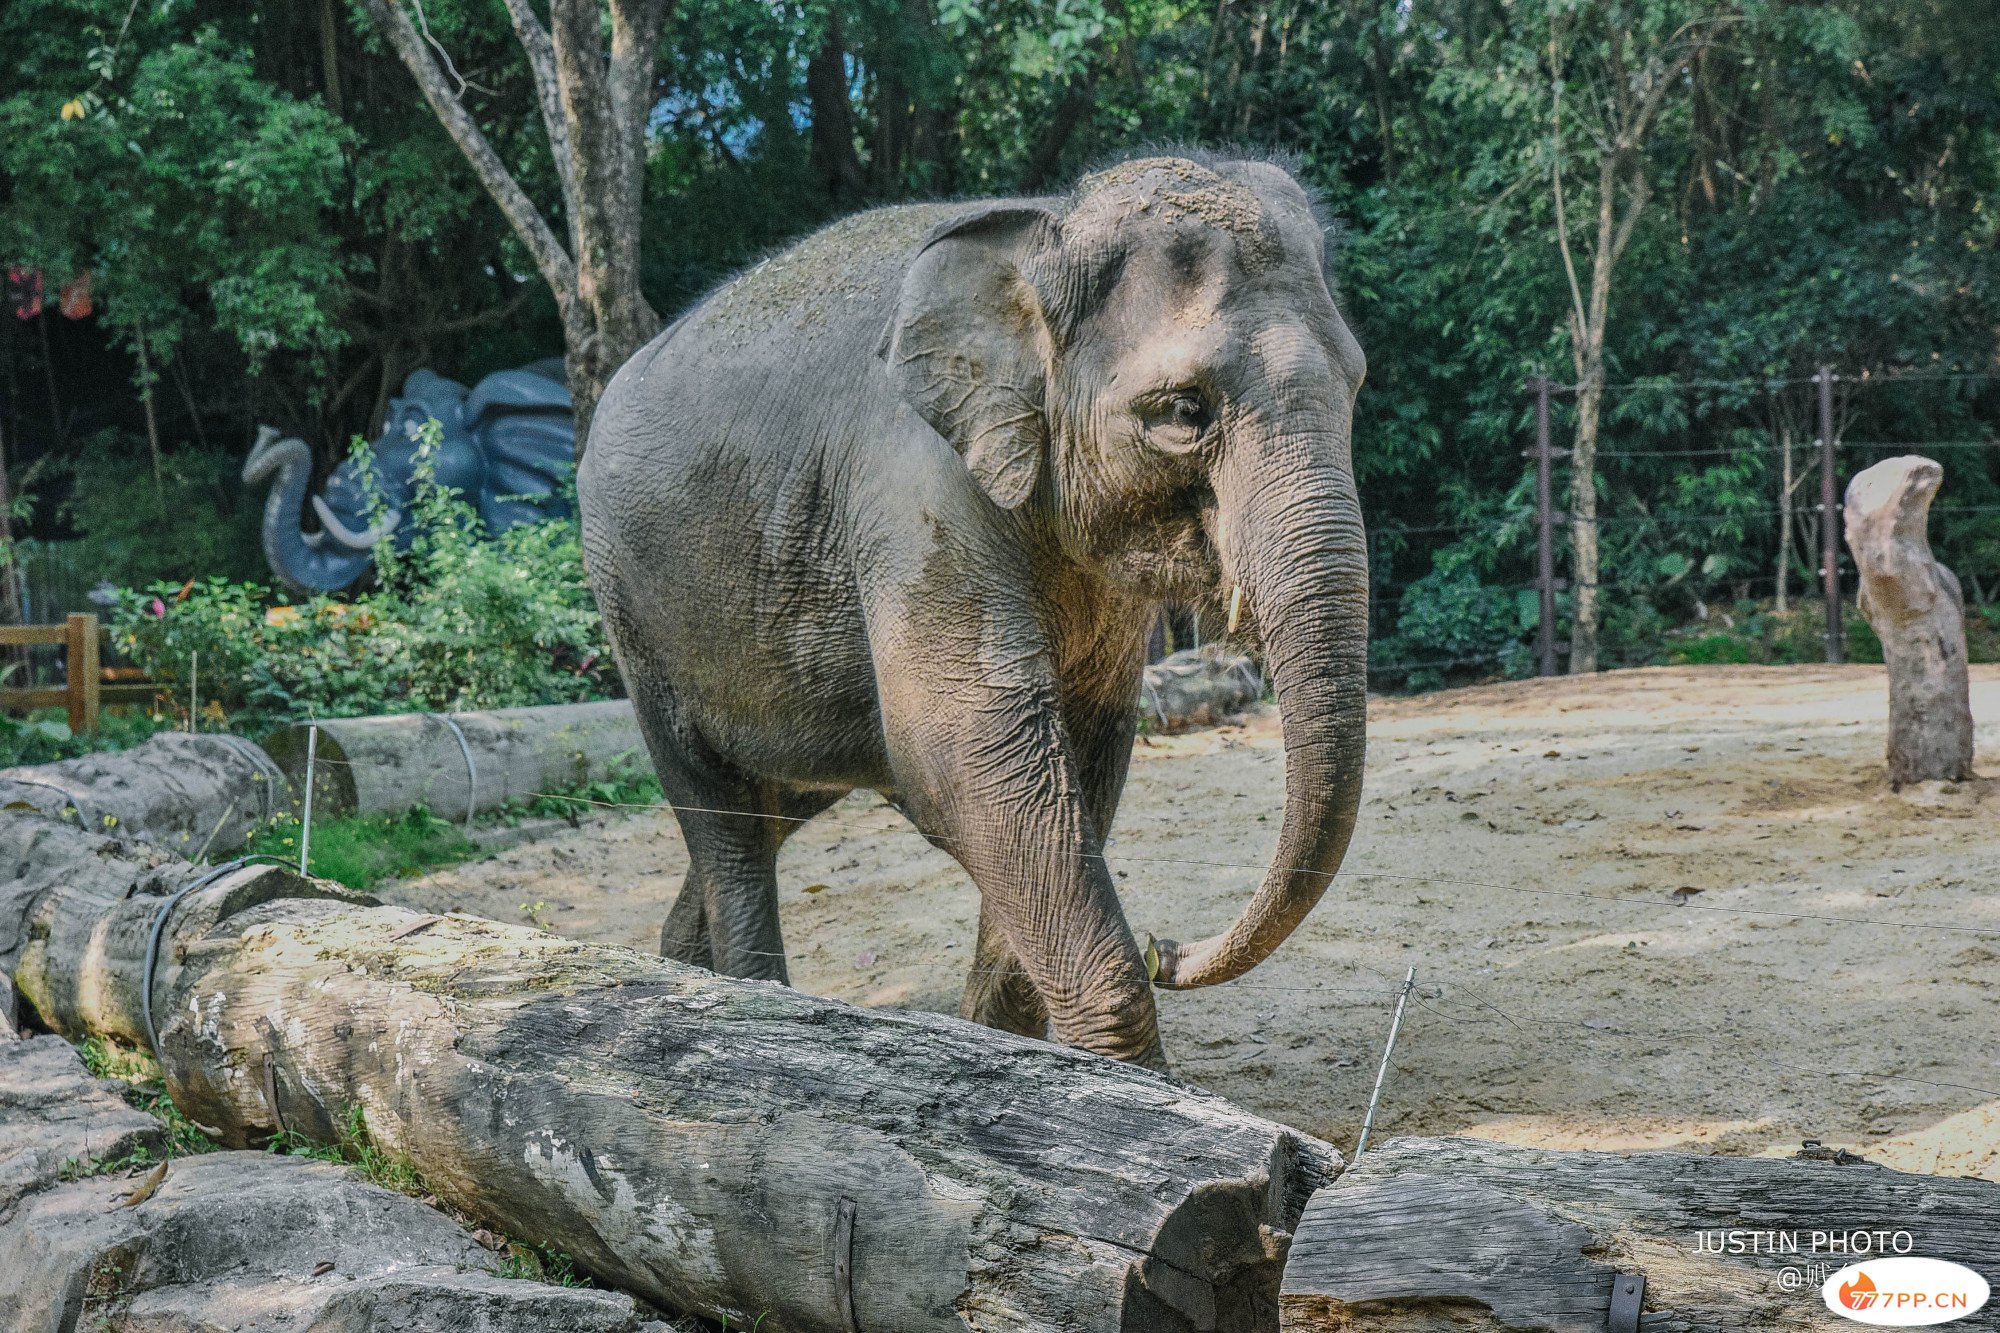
383 665 2000 1175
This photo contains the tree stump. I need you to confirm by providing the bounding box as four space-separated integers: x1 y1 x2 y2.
1141 647 1265 732
2 811 1341 1333
1842 455 1976 785
1280 1136 2000 1331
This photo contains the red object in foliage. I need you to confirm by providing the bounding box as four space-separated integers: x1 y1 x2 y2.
58 271 92 319
7 266 42 320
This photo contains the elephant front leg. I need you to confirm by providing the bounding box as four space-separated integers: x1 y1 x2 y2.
960 900 1049 1038
885 683 1164 1068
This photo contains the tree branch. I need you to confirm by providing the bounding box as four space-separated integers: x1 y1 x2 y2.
357 0 575 304
500 0 581 251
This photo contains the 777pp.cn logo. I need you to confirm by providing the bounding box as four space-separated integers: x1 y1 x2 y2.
1824 1259 1991 1326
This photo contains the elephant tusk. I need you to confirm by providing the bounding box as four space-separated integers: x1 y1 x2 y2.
1226 584 1245 634
311 495 403 550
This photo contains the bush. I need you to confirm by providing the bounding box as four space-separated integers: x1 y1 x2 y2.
108 424 613 732
1374 552 1537 691
0 707 166 768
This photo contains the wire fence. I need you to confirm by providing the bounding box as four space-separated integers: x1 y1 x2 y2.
272 744 2000 1153
1363 365 2000 683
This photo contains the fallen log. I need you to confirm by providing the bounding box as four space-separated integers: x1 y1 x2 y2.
0 732 287 857
3 812 1341 1333
1843 455 1977 785
261 700 650 821
1279 1136 2000 1332
0 1032 664 1332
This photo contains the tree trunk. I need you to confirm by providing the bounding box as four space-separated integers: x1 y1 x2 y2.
260 700 649 822
1567 369 1602 674
0 733 289 857
355 0 669 452
806 17 867 200
1842 456 1976 786
3 814 1342 1333
1280 1136 2000 1332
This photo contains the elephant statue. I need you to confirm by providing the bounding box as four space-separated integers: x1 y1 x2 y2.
580 152 1368 1067
244 360 576 593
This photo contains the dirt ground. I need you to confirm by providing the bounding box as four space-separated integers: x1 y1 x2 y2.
382 665 2000 1176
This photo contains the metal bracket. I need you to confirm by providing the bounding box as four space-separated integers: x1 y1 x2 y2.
833 1196 858 1333
1608 1271 1645 1332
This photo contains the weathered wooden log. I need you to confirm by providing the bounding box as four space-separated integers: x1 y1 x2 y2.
0 732 288 856
1843 455 1977 785
262 700 649 821
0 1030 663 1331
4 813 1340 1333
1141 647 1265 732
1280 1136 2000 1332
0 815 371 1054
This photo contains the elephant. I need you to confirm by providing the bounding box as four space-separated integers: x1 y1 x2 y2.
243 361 576 594
579 151 1368 1066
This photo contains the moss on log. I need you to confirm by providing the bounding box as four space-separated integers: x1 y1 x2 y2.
0 733 287 856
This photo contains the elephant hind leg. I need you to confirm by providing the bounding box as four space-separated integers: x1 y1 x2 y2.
660 863 715 969
960 900 1050 1038
670 783 844 983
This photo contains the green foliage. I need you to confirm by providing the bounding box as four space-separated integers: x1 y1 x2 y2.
498 1242 592 1287
0 13 353 372
107 430 611 730
242 806 477 891
0 707 165 769
267 1103 427 1198
49 433 265 587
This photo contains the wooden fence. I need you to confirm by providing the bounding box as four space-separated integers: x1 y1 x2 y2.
0 614 161 733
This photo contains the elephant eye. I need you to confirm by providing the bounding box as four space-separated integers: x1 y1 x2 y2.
1168 390 1211 433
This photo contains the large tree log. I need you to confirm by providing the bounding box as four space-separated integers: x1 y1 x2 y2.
261 700 649 821
1843 455 1977 785
0 732 288 857
2 813 1340 1333
1280 1136 2000 1331
0 1031 664 1331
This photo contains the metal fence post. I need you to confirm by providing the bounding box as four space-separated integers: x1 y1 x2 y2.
1818 366 1841 664
1535 374 1557 677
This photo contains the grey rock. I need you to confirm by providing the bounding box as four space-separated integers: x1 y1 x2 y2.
0 1035 162 1211
0 1138 648 1331
1140 646 1265 731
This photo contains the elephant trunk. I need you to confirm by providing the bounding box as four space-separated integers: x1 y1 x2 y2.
242 426 376 595
1152 427 1369 988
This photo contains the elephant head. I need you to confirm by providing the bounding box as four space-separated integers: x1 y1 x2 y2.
244 365 573 594
883 153 1369 989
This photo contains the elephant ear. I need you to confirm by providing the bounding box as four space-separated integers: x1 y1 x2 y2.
879 206 1059 510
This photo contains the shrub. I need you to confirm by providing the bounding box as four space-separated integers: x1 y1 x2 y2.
107 423 613 731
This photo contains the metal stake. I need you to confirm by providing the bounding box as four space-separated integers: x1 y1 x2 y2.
189 650 198 732
298 723 318 876
1355 966 1416 1158
1818 365 1842 663
1534 375 1557 677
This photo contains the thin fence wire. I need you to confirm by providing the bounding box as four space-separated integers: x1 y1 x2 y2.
275 753 2000 1114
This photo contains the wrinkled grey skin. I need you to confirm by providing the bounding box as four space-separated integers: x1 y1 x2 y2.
580 153 1368 1066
